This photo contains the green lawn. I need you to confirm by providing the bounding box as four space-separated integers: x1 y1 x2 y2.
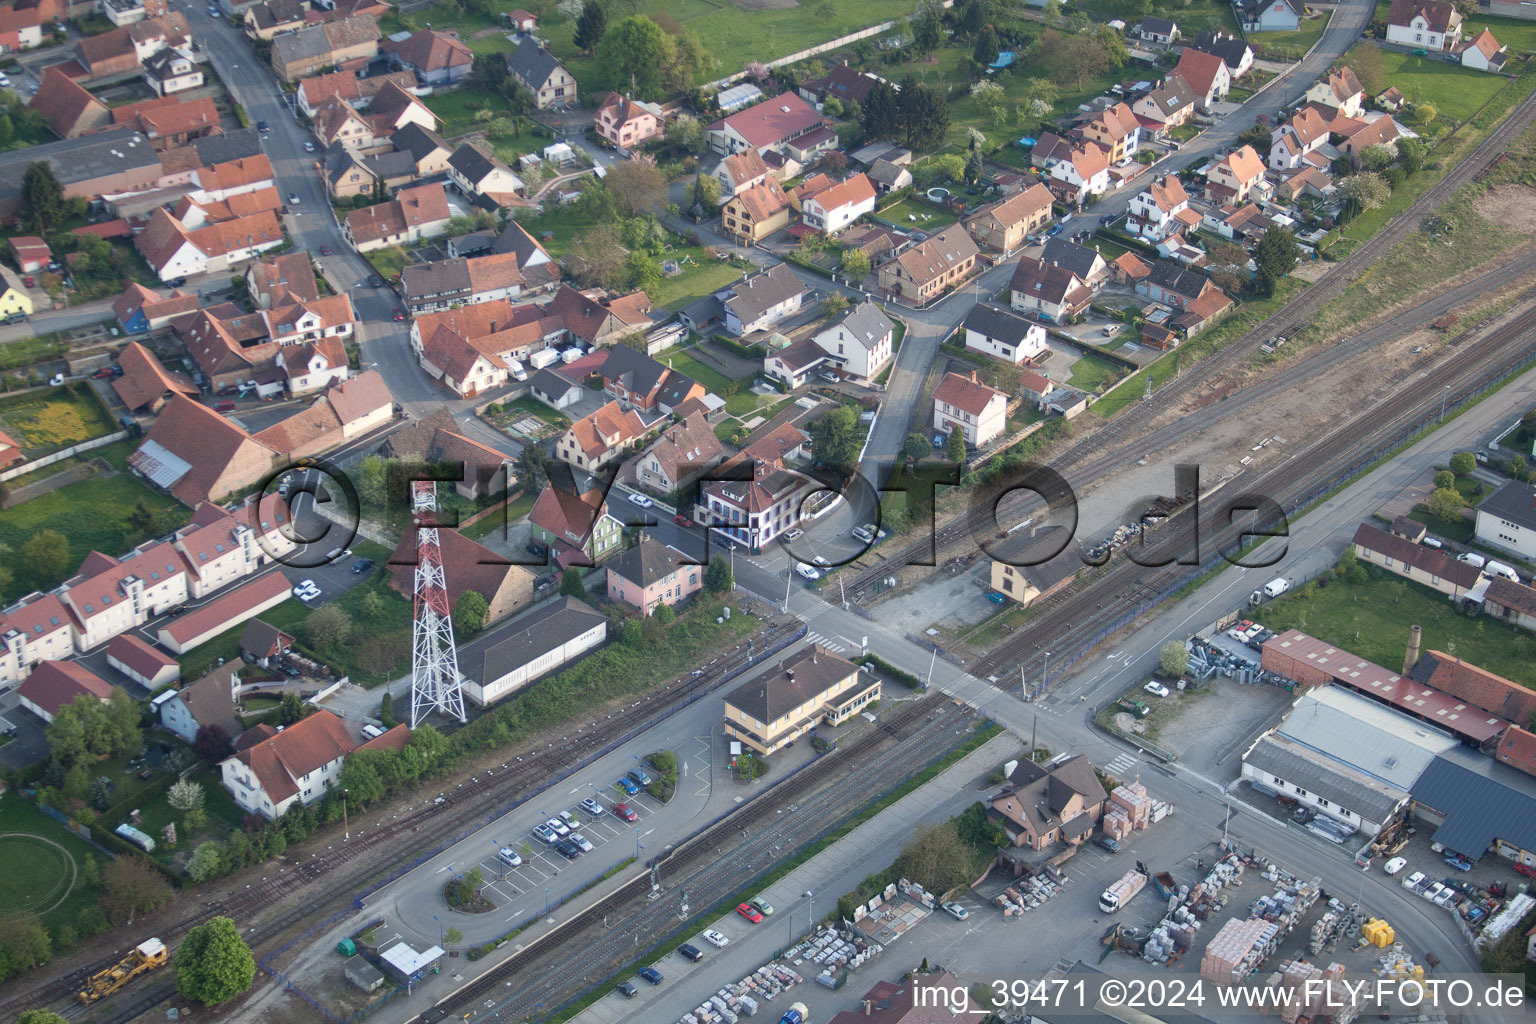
1407 506 1473 543
1251 9 1332 60
647 248 743 311
0 795 105 933
365 246 410 284
1066 353 1122 393
0 334 66 375
1462 14 1536 55
1366 47 1510 122
1080 0 1239 35
0 383 115 455
659 349 738 393
1257 564 1536 688
874 196 957 231
463 490 538 542
509 205 607 259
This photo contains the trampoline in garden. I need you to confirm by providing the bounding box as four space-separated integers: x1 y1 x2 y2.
926 187 950 202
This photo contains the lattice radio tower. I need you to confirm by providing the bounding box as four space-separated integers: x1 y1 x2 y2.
409 480 466 729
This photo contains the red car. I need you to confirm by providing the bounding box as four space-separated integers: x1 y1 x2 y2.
21 276 33 287
1515 863 1536 878
214 400 236 413
91 367 115 379
613 803 638 822
736 902 763 924
392 309 405 322
673 513 691 527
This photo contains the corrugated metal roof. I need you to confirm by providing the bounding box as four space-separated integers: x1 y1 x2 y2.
127 439 191 489
1277 686 1457 790
1412 745 1536 858
1246 734 1409 824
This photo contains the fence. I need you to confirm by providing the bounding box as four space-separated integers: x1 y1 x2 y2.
0 429 128 483
37 802 119 858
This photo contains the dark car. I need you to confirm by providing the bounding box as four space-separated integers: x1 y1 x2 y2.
168 277 187 288
91 366 116 379
615 981 638 999
368 274 384 288
214 400 236 412
554 839 581 859
257 120 269 133
283 665 301 678
628 767 652 787
1094 836 1121 854
677 943 703 962
392 308 405 321
319 245 332 256
217 386 239 396
352 558 375 574
637 967 663 985
525 540 548 559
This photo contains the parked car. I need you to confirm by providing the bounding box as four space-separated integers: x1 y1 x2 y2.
303 140 316 152
1094 835 1122 854
580 797 604 816
91 366 116 379
554 839 580 859
1445 854 1473 872
812 555 831 568
22 276 35 288
627 492 654 509
571 832 594 852
498 847 522 868
748 897 773 916
1144 680 1171 698
318 245 332 256
637 966 663 985
701 929 729 948
214 400 236 412
677 943 703 962
736 902 763 924
352 558 374 574
784 528 804 541
615 981 637 998
1401 870 1427 891
526 540 548 559
941 901 969 920
795 563 821 580
1383 857 1408 876
617 776 639 795
673 513 691 527
1515 863 1536 878
287 192 301 205
546 817 570 837
392 308 405 322
628 767 652 787
558 810 579 829
613 802 638 822
368 274 384 288
533 823 557 843
257 120 269 133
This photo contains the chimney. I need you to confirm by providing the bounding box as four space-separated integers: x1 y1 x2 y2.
970 369 979 384
1404 624 1422 675
864 1000 873 1015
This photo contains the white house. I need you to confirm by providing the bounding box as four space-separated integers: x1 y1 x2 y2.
1461 28 1508 72
1268 106 1330 171
798 173 877 235
933 370 1008 448
1386 0 1463 51
720 263 806 336
460 597 608 706
811 299 894 380
153 664 239 744
144 48 204 96
1475 480 1536 562
1238 0 1304 32
277 339 350 395
1047 143 1110 205
219 709 364 819
962 303 1046 365
1302 66 1365 118
1126 174 1195 241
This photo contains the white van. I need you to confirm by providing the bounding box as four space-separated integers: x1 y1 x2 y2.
1457 552 1486 568
1486 560 1520 582
1262 577 1289 599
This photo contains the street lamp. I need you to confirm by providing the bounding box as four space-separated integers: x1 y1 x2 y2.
432 914 443 948
1440 385 1451 421
544 886 551 919
1040 651 1052 698
493 840 505 880
805 890 814 934
342 788 349 841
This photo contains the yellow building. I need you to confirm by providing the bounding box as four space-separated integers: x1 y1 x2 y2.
724 644 879 756
988 525 1081 607
0 276 33 319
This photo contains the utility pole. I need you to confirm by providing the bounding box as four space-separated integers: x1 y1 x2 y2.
783 568 792 612
926 647 937 688
1030 716 1036 760
839 575 846 609
342 788 349 840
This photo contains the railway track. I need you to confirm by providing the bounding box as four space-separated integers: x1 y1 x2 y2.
968 303 1536 681
841 84 1536 599
414 695 973 1024
2 623 799 1022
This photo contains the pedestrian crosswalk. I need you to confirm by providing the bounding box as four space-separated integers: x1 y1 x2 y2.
804 631 847 653
1104 752 1139 778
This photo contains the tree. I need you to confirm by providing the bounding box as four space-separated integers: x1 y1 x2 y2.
597 16 674 99
514 444 550 493
705 556 733 594
1512 454 1527 477
946 424 967 463
1434 469 1456 490
1086 23 1128 68
667 29 715 92
1397 136 1427 174
691 172 721 210
278 691 306 726
973 24 999 65
1449 451 1476 476
175 917 255 1006
444 927 464 946
304 604 352 649
666 113 705 154
573 0 607 51
822 292 849 319
862 79 901 140
89 775 113 812
964 147 983 185
1158 640 1189 678
22 530 69 581
841 248 871 282
1254 225 1297 282
167 778 205 816
355 454 388 513
100 857 173 925
902 432 931 464
1338 172 1389 213
18 1012 69 1024
898 78 950 150
606 158 669 217
338 750 386 805
453 591 490 637
809 403 861 468
627 250 662 295
194 724 233 763
379 691 396 729
958 0 985 36
1425 487 1464 522
822 96 844 118
21 162 62 235
892 821 975 894
186 842 225 883
560 568 588 599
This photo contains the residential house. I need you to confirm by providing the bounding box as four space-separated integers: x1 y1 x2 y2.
721 177 791 242
69 13 192 80
391 121 454 179
1304 66 1365 117
401 251 525 315
135 206 284 282
1082 102 1140 163
142 47 202 95
1135 260 1234 335
988 754 1107 850
1190 30 1255 78
825 975 969 1024
506 36 576 109
715 148 770 199
387 522 534 624
111 339 198 413
964 182 1054 253
128 394 278 505
382 28 472 85
1127 174 1197 241
1269 106 1330 170
546 285 653 346
1333 113 1401 158
1351 521 1485 600
962 303 1046 365
628 412 724 494
219 708 361 818
867 157 913 194
605 537 703 616
933 370 1008 448
1136 16 1179 45
270 15 381 82
445 142 524 206
0 273 28 320
1377 86 1407 111
155 664 240 743
459 597 606 707
246 251 317 309
595 92 663 148
719 263 807 335
415 324 512 397
342 182 450 252
796 172 877 235
110 94 223 151
275 338 349 395
1171 47 1230 109
555 400 648 472
1483 577 1536 634
506 7 537 31
242 0 304 39
375 409 514 500
599 346 704 414
529 366 582 409
1043 140 1111 205
250 369 392 459
723 644 879 755
699 455 809 551
1461 28 1507 71
30 66 110 138
1475 479 1536 561
239 619 293 668
1237 0 1304 32
1132 74 1199 129
324 145 378 198
1205 145 1268 204
0 595 76 688
1041 237 1108 290
797 63 883 107
1386 0 1463 50
263 293 355 350
1009 256 1092 323
105 634 179 688
706 92 825 156
810 299 895 380
877 224 980 304
18 660 114 724
528 480 624 564
1276 165 1335 201
0 3 44 51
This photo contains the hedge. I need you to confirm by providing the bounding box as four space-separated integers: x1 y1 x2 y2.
861 653 922 689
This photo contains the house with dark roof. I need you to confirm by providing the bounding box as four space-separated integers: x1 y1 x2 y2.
155 663 240 743
1190 30 1254 78
446 142 524 208
18 660 115 723
458 596 606 706
376 408 514 500
506 36 575 109
698 454 808 551
1009 256 1092 323
826 973 969 1024
1237 0 1304 32
1135 16 1179 45
1410 744 1536 863
988 753 1107 850
724 644 878 755
988 525 1083 608
238 619 293 668
718 263 807 336
529 366 583 410
811 299 895 380
381 29 472 85
1483 577 1536 634
270 14 379 81
1474 478 1536 561
545 284 653 346
797 63 883 107
241 0 304 37
599 346 704 414
962 303 1047 365
605 537 703 616
1131 74 1198 129
401 252 525 315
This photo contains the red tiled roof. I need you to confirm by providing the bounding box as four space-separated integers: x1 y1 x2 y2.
20 661 114 717
708 92 823 150
229 708 358 805
933 371 1007 417
106 634 179 681
112 340 199 412
1172 48 1226 98
161 571 291 648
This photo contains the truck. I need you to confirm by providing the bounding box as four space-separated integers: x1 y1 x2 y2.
79 938 168 1004
1098 869 1148 913
1115 697 1150 718
778 1002 810 1024
527 349 560 370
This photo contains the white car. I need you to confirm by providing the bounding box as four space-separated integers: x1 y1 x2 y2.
558 810 579 830
304 141 315 152
498 847 523 868
1401 870 1427 890
1383 857 1408 876
941 901 969 920
533 823 557 844
1144 680 1171 698
812 555 831 568
627 492 653 508
571 833 594 852
784 528 804 541
47 373 65 386
701 929 730 948
580 797 604 816
547 817 570 837
287 193 301 205
795 563 821 580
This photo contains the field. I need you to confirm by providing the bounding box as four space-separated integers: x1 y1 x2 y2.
1079 0 1240 35
658 349 738 393
1462 13 1536 55
1362 47 1510 122
1257 564 1536 688
0 383 115 455
424 88 523 141
0 441 189 603
0 795 104 932
1250 9 1332 60
874 195 957 232
1065 352 1122 393
646 247 744 311
509 205 607 259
